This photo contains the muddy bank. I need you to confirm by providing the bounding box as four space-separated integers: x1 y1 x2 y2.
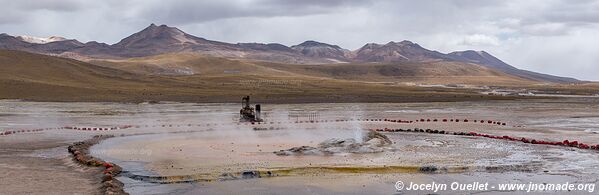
0 135 102 195
68 135 127 195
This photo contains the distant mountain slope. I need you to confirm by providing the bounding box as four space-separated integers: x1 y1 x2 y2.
0 24 581 83
4 49 530 103
0 33 34 50
258 60 534 85
236 43 295 52
354 41 450 62
291 41 350 61
110 24 238 57
16 35 67 44
448 50 579 83
89 52 296 76
88 51 535 86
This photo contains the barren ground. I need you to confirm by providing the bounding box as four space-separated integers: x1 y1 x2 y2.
2 99 597 194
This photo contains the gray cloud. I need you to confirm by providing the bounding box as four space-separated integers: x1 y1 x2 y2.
134 0 373 25
16 0 85 11
0 0 597 80
2 0 86 13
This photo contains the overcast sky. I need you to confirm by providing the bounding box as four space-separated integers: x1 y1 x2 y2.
1 0 598 81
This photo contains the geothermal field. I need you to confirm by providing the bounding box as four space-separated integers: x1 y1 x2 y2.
1 98 598 194
4 1 599 194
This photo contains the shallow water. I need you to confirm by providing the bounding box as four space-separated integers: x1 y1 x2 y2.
2 98 598 131
2 98 599 194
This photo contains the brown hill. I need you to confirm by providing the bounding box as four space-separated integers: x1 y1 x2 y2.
88 52 295 76
291 41 351 61
448 50 579 83
259 60 534 85
0 49 165 101
0 24 580 83
354 41 451 62
4 49 527 103
87 52 535 86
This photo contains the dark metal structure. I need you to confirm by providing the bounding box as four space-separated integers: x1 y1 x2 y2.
240 96 262 122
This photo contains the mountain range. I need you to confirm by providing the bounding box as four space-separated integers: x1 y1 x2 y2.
0 23 578 83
